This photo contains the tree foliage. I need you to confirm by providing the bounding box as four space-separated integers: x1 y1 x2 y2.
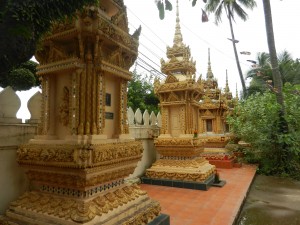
0 0 98 80
127 70 159 114
227 84 300 179
246 51 300 96
204 0 256 97
0 60 40 91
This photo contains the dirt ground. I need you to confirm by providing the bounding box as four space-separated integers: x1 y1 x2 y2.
236 175 300 225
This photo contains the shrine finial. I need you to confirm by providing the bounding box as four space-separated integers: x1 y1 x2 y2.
206 48 214 79
173 0 183 46
224 70 230 93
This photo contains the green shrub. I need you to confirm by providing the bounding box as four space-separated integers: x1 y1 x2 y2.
8 68 36 91
227 84 300 179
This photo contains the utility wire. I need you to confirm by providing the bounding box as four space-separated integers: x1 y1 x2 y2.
138 51 162 71
136 57 165 77
181 23 249 67
129 22 166 56
127 7 169 46
126 5 243 82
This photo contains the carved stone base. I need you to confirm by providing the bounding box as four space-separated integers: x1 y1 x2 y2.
145 157 215 183
141 174 215 191
2 184 162 225
1 140 165 225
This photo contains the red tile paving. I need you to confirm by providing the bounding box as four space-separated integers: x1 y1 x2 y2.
141 164 257 225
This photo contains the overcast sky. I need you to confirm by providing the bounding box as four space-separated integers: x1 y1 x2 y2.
2 0 300 120
125 0 300 94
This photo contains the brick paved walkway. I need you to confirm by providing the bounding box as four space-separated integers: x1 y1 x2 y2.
141 164 257 225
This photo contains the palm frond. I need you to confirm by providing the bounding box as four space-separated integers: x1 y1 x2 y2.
214 4 223 24
257 52 270 67
231 2 248 21
205 0 222 13
278 50 293 64
238 0 257 9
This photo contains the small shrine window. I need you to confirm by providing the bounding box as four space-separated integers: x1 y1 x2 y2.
106 93 111 106
206 119 213 132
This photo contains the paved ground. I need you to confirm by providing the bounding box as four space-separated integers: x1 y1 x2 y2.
236 175 300 225
141 164 257 225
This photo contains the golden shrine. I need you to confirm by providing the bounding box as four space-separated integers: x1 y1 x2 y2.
1 1 169 224
143 1 237 188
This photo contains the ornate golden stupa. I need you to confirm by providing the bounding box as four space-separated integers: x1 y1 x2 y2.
1 1 169 224
198 56 238 168
143 1 217 190
143 1 238 186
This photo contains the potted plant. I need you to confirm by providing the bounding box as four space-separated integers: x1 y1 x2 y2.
193 129 198 138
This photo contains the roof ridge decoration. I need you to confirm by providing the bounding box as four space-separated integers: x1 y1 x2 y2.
165 74 179 83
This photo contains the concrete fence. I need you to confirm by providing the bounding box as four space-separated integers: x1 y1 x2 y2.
0 87 160 214
0 87 41 214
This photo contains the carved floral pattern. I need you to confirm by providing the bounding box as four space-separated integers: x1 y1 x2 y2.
8 185 160 224
17 141 143 167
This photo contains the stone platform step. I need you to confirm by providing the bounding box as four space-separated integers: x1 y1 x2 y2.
141 174 215 191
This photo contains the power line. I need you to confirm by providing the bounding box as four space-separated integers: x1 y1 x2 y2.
129 22 166 56
127 7 169 46
138 51 162 71
181 23 249 67
136 57 165 77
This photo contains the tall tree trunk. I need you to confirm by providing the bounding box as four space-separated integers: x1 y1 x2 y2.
262 0 290 166
227 7 247 97
262 0 285 112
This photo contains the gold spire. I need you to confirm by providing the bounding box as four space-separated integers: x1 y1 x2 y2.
224 70 230 93
235 83 239 99
173 0 183 46
206 48 214 79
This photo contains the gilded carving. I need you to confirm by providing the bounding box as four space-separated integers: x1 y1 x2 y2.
7 184 160 224
154 138 204 147
146 167 215 182
153 158 206 168
3 2 163 224
17 144 74 163
16 141 143 171
59 86 70 126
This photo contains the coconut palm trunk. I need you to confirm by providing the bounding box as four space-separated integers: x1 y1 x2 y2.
262 0 285 111
205 0 256 98
227 6 247 96
262 0 290 167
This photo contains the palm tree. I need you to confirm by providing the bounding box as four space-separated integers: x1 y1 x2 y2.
246 52 271 95
262 0 293 168
246 51 300 96
262 0 285 110
205 0 257 97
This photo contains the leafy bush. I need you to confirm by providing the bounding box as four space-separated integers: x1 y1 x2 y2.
127 71 159 114
227 84 300 179
0 60 40 91
8 68 36 91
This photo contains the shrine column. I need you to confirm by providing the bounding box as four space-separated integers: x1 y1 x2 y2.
38 75 50 135
216 116 222 134
97 71 105 134
161 106 169 134
120 79 129 135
